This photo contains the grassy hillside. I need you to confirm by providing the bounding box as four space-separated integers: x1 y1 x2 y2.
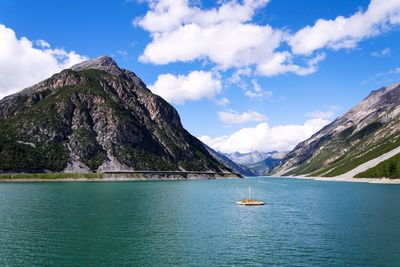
355 152 400 179
311 134 400 177
274 83 400 179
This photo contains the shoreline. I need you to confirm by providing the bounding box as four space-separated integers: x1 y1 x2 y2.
0 171 241 183
0 176 238 183
274 175 400 184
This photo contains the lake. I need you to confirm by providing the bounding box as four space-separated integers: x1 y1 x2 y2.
0 177 399 266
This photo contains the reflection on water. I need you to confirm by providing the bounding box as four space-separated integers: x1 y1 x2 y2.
0 177 399 266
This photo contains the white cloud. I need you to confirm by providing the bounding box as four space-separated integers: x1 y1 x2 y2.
245 79 272 99
139 21 283 69
199 118 329 153
148 70 222 104
0 24 88 100
136 0 270 33
35 39 50 48
136 0 318 76
228 67 253 92
289 0 400 55
218 110 266 124
256 52 326 76
371 47 391 57
137 0 400 79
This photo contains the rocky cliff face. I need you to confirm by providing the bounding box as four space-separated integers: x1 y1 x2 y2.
0 56 232 174
273 82 400 177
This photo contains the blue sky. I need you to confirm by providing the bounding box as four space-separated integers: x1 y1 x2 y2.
0 0 399 153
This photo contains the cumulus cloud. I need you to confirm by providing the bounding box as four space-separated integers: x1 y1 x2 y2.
256 52 326 76
148 70 222 104
0 24 88 100
139 21 282 69
199 118 329 153
289 0 400 55
136 0 270 33
136 0 400 79
218 110 266 124
136 0 317 76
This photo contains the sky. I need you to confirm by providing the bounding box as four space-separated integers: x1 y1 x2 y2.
0 0 400 153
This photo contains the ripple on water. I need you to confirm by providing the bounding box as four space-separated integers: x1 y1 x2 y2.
0 178 399 266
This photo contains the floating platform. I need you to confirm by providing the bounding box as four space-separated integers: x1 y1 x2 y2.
236 199 265 206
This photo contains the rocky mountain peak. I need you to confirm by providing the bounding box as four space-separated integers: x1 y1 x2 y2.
364 82 400 103
384 82 400 91
341 82 400 125
70 56 124 76
0 57 234 175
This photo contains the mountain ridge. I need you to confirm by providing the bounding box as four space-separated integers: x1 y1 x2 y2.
223 150 286 175
273 82 400 178
224 151 280 165
0 56 237 177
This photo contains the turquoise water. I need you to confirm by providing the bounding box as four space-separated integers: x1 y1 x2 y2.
0 177 399 266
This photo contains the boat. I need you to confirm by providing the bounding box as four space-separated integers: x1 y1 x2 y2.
236 186 265 206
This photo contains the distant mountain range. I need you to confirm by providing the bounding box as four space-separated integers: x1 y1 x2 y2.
204 145 255 176
216 150 286 176
224 151 278 165
273 82 400 179
244 157 282 176
0 56 236 177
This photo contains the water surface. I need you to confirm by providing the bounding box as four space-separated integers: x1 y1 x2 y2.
0 177 399 266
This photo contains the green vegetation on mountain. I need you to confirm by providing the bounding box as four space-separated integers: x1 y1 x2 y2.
0 56 233 175
274 82 400 179
355 153 400 179
304 133 400 177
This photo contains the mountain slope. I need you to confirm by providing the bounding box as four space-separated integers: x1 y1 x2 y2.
204 145 255 176
355 150 400 179
245 157 281 176
273 82 400 178
224 151 275 165
338 145 400 179
0 56 234 175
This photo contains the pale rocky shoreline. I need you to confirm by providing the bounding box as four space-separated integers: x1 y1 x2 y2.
278 175 400 184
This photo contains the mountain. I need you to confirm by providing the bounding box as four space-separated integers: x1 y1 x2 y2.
245 157 282 176
224 150 286 175
273 82 400 178
204 145 256 176
0 56 235 176
224 151 276 165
